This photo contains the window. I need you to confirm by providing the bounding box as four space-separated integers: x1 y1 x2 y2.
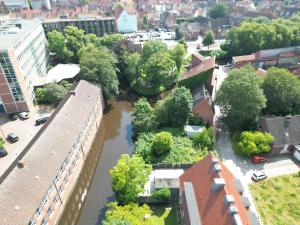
42 196 48 206
47 206 53 216
41 218 48 225
35 207 43 218
53 194 59 204
54 174 60 183
59 185 64 194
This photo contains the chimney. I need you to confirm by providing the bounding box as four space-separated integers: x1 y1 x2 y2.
224 195 235 205
211 157 219 165
70 90 76 96
229 206 238 215
212 178 225 192
214 163 222 173
284 115 292 144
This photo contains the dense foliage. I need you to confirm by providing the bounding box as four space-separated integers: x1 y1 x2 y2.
104 202 151 225
215 65 266 131
152 132 173 155
151 188 171 201
209 3 229 19
263 67 300 115
194 127 214 150
79 44 119 100
135 129 207 164
238 131 274 156
110 154 152 204
222 13 300 56
0 138 5 149
35 81 72 106
99 34 125 49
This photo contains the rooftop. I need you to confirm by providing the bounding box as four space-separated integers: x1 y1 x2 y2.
0 80 103 225
0 19 41 50
42 17 115 23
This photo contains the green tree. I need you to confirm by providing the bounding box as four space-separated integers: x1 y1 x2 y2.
0 137 5 149
175 27 183 40
238 131 274 156
155 87 193 127
124 52 140 82
35 82 71 106
100 34 125 49
152 132 173 155
202 30 215 50
170 43 187 71
141 40 168 63
194 127 214 150
79 0 88 12
142 52 177 88
64 25 86 62
209 3 229 19
215 65 266 131
110 154 152 204
263 67 300 115
104 202 151 225
178 38 187 50
132 98 158 136
47 30 72 62
79 45 119 100
142 15 148 30
151 188 171 201
103 219 132 225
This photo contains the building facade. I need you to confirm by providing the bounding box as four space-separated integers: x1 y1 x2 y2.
0 18 48 113
0 80 104 225
42 17 116 36
116 9 138 33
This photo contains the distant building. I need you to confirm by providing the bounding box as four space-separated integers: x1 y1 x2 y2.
0 18 48 113
115 8 138 33
42 17 116 36
1 0 51 10
0 80 104 225
179 154 256 225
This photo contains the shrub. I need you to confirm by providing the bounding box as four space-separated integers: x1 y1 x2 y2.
152 132 173 155
151 188 171 201
194 127 214 150
0 138 5 149
238 131 274 156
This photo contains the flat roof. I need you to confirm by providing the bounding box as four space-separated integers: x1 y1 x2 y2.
42 17 115 23
154 169 184 179
0 80 103 225
0 19 41 50
33 64 80 86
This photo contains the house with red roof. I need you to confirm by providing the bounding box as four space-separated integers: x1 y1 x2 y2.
179 154 257 225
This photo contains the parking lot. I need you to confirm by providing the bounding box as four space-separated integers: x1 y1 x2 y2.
0 105 53 178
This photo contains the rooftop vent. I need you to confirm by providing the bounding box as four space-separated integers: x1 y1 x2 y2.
211 157 219 165
70 90 76 95
35 175 40 180
17 161 25 169
229 206 238 215
214 163 222 172
212 178 225 192
224 195 235 205
14 205 20 211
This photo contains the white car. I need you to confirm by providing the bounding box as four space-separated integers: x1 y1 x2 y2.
18 112 29 120
251 171 267 181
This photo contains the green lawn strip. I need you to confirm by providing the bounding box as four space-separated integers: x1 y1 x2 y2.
149 205 178 225
249 173 300 225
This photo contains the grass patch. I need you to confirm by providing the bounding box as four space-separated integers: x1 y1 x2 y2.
249 173 300 225
149 205 179 225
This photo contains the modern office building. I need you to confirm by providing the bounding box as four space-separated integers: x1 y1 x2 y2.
42 17 116 36
0 80 104 225
0 18 48 113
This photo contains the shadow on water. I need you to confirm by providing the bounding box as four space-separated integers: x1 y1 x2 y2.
58 98 134 225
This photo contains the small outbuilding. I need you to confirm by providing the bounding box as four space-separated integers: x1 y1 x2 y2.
184 125 205 138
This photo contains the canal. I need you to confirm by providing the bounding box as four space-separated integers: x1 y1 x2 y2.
58 98 134 225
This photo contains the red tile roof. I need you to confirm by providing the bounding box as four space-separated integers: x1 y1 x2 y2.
232 54 256 63
179 154 251 225
181 56 215 80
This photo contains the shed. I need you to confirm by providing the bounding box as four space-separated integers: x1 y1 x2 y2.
184 125 204 138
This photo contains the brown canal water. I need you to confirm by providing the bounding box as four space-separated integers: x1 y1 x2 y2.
58 99 133 225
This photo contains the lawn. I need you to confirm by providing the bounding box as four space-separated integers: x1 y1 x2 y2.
149 205 179 225
249 173 300 225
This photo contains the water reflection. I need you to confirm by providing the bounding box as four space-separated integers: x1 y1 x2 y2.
58 99 134 225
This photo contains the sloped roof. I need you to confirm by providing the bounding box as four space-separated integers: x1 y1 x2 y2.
181 57 215 80
179 154 251 225
232 54 256 63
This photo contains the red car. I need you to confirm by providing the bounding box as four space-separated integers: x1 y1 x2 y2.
251 155 268 164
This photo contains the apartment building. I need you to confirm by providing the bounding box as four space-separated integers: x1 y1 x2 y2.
0 80 104 225
42 17 116 36
0 18 48 113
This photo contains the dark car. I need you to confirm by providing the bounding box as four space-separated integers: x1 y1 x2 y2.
8 113 18 121
35 116 49 126
7 133 19 143
0 149 7 158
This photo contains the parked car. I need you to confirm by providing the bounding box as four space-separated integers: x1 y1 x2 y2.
7 133 19 143
251 171 267 181
35 116 49 126
0 149 7 158
8 113 18 121
251 155 268 164
18 112 29 120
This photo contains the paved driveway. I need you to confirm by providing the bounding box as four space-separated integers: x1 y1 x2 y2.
0 105 53 178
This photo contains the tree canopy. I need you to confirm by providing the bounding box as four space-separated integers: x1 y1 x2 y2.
263 67 300 115
141 40 168 63
109 154 152 204
202 30 215 50
152 131 173 155
79 44 119 100
222 14 300 56
215 65 266 131
99 34 125 49
209 3 229 19
170 43 187 71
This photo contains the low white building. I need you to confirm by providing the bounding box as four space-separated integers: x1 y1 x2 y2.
184 125 205 138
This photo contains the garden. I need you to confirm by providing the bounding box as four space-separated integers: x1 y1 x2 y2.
250 173 300 225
